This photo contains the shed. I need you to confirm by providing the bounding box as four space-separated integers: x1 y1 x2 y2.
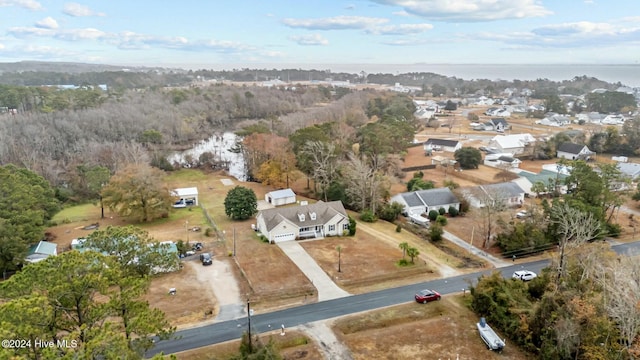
171 187 199 205
265 188 297 207
25 241 58 263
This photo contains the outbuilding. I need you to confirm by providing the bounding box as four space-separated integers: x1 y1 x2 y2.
25 241 58 263
171 187 199 206
265 188 297 207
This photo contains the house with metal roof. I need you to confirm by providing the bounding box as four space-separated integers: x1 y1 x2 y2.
617 162 640 181
25 241 58 263
390 187 460 217
461 182 525 208
487 134 535 155
255 201 349 243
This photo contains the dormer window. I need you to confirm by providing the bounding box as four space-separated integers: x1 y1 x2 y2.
298 213 305 222
310 212 316 220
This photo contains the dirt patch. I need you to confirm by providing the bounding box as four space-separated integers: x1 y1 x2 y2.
143 260 218 327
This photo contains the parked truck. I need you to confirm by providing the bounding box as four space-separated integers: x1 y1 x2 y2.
477 317 505 352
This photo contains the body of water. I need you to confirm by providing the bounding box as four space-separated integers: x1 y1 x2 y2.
211 63 640 87
339 64 640 87
168 132 247 181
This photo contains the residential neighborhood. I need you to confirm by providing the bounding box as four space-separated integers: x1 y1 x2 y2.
2 63 640 360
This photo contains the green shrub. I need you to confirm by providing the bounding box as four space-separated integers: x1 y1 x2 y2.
204 227 214 237
429 223 443 242
395 224 402 233
360 209 377 223
348 216 357 236
438 207 446 215
397 259 410 267
436 215 448 226
448 206 459 217
428 210 439 221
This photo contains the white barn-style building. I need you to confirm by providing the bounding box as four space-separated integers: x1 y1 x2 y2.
265 188 297 206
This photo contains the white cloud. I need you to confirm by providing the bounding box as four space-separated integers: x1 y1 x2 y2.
367 23 433 35
63 2 105 17
369 0 552 22
35 16 58 29
282 16 388 30
532 22 616 36
289 34 329 46
469 21 640 49
392 10 411 17
0 0 42 10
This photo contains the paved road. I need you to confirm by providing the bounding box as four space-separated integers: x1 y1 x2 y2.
146 240 640 357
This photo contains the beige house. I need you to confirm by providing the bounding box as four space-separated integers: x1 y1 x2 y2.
256 201 349 243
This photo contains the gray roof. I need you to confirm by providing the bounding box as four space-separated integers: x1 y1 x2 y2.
267 188 296 199
617 162 640 179
557 142 589 154
258 200 347 232
401 187 460 207
481 182 525 197
425 138 459 147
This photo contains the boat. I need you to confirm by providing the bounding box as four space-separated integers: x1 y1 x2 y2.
477 317 505 351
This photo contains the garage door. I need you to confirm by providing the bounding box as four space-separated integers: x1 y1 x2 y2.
272 233 296 243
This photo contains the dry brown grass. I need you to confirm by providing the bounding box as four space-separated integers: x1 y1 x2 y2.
174 330 323 360
333 295 534 360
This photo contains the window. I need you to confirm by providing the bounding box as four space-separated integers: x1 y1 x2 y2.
300 227 311 232
343 223 349 230
329 224 335 232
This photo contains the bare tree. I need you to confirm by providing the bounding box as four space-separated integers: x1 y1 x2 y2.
302 141 338 201
341 152 390 213
551 203 604 283
467 187 507 248
603 255 640 351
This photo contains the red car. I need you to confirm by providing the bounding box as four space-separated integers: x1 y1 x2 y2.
415 289 441 303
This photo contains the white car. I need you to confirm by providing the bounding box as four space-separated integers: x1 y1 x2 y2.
173 200 186 208
512 270 537 281
515 210 529 219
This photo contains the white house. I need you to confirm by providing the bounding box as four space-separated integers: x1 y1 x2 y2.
171 187 199 205
265 188 297 206
462 182 525 208
488 134 535 155
556 142 595 161
617 162 640 181
390 188 460 217
423 138 462 153
255 201 349 243
25 241 58 263
473 118 511 132
484 153 522 169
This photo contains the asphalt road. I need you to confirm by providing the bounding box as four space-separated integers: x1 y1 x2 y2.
146 241 640 357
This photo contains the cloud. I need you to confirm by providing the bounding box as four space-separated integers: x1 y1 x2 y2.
366 23 433 35
469 21 640 49
63 2 105 17
35 16 58 29
369 0 552 22
281 15 388 30
0 0 42 10
392 10 411 17
531 22 616 37
345 4 355 10
289 34 329 46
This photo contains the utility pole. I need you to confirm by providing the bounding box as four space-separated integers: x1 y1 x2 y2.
337 246 342 272
247 299 252 353
233 227 236 256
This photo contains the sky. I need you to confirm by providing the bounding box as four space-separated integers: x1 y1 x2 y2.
1 0 640 72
